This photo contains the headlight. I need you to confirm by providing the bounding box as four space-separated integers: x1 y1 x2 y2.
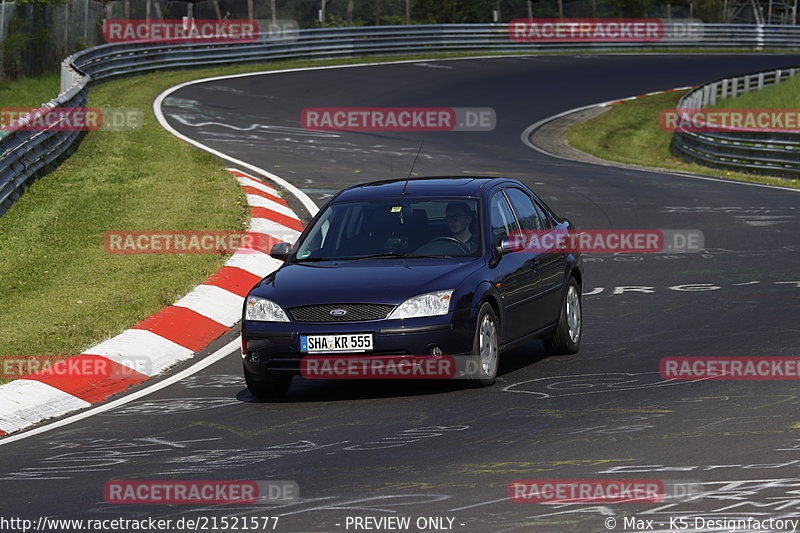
388 290 454 319
245 296 290 322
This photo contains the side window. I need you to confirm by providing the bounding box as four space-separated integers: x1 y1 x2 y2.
504 188 544 231
489 192 520 246
532 200 552 229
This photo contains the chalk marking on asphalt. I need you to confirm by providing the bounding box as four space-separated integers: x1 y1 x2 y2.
0 338 240 447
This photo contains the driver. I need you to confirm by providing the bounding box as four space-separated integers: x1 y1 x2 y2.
446 202 478 253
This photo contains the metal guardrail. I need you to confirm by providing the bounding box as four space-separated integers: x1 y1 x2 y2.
3 23 800 215
672 67 800 178
0 80 89 216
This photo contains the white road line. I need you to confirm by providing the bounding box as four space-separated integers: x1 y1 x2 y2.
0 338 241 446
83 329 195 376
149 53 596 219
245 194 301 219
153 85 320 217
0 381 91 435
520 92 800 194
174 285 244 327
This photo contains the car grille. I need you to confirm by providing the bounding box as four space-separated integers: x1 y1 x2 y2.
287 303 395 322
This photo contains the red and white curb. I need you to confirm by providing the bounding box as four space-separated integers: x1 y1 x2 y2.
606 85 697 105
0 168 302 437
521 84 699 159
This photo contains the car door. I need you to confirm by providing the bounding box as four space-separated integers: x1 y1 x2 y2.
529 194 569 326
487 190 531 343
503 187 561 334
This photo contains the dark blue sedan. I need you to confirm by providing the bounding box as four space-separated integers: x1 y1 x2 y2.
241 177 582 397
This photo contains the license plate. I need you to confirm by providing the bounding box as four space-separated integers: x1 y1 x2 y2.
300 333 373 354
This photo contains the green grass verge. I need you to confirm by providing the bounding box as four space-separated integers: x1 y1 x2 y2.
0 72 61 108
0 50 611 371
0 72 62 141
0 74 249 365
566 90 800 189
714 72 800 108
1 51 798 374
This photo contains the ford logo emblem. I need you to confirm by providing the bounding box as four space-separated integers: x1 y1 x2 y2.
330 309 347 317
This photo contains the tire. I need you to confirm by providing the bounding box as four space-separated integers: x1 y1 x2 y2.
469 302 500 387
544 277 582 355
244 363 293 399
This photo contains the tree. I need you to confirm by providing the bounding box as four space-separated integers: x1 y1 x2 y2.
2 0 66 79
412 0 496 23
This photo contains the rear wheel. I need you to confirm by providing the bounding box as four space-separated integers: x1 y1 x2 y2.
545 277 581 355
244 363 293 398
469 302 500 387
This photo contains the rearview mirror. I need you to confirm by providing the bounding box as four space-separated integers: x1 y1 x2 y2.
499 234 525 254
270 242 292 261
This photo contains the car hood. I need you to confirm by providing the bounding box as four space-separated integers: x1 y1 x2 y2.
249 258 485 307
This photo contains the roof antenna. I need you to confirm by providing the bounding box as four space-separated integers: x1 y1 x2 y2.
402 140 424 195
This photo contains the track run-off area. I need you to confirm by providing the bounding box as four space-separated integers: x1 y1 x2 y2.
2 54 800 533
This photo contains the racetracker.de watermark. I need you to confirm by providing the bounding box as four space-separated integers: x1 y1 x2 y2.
104 480 298 504
102 18 299 43
661 108 800 132
300 107 496 131
103 19 258 43
509 479 664 503
660 357 800 380
104 231 289 254
0 355 153 379
508 18 704 42
301 355 457 379
0 107 143 132
507 229 704 254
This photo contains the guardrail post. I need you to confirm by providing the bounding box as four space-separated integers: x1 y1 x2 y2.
671 65 800 179
6 23 800 219
60 58 74 94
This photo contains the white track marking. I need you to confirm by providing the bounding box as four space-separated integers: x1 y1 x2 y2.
521 92 800 194
249 218 302 242
83 329 195 376
151 53 602 219
0 381 91 434
233 174 280 194
173 285 244 327
245 194 301 219
0 339 240 446
9 55 788 443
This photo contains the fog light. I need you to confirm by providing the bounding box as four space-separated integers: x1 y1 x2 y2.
250 352 261 364
430 346 443 356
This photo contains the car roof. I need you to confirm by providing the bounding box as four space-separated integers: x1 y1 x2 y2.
333 176 517 202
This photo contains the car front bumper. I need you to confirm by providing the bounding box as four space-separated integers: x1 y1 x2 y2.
242 311 473 376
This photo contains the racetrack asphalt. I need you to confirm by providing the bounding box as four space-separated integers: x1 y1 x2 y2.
2 54 800 533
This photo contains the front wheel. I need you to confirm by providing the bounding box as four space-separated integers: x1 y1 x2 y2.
469 302 500 387
244 363 293 399
545 277 581 355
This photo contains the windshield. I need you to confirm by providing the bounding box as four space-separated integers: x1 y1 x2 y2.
291 197 482 261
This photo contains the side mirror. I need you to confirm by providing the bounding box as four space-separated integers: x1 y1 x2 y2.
499 234 525 254
270 242 292 261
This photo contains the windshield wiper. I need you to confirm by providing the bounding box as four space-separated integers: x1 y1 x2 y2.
294 253 447 262
351 253 445 260
292 257 338 263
